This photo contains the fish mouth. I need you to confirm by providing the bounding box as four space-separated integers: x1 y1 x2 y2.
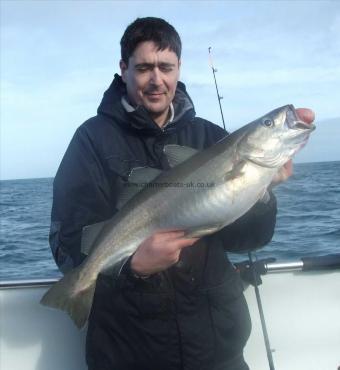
286 105 316 132
294 120 315 131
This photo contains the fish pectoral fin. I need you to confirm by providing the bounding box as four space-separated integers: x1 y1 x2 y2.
185 224 222 238
164 144 199 168
81 219 111 255
224 161 246 182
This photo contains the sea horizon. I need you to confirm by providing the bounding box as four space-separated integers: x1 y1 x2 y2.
1 159 339 182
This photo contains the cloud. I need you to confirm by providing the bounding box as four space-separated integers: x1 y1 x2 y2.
186 65 340 88
1 0 340 179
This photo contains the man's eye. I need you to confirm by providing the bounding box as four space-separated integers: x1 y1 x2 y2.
160 66 173 72
136 67 149 72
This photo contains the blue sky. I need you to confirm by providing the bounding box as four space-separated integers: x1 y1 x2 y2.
1 0 339 180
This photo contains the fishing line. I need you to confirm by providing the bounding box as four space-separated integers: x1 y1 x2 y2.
208 47 275 370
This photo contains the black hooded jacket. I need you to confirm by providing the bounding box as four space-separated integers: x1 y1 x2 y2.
50 75 277 370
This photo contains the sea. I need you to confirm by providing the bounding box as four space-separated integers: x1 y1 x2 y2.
0 161 339 281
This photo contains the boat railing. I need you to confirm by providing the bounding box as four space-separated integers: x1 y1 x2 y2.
1 253 339 288
0 278 58 289
235 252 340 274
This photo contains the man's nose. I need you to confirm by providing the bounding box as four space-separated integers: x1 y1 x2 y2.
150 68 162 85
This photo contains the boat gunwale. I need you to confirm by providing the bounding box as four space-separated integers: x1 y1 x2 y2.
0 278 58 289
1 254 340 289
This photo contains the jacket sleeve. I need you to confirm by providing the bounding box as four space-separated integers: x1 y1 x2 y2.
49 125 117 273
215 190 277 252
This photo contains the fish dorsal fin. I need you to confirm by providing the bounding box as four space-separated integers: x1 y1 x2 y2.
129 166 162 184
81 219 111 255
116 166 163 210
164 145 199 168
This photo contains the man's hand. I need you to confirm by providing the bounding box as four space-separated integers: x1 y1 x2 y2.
130 230 198 276
271 107 315 186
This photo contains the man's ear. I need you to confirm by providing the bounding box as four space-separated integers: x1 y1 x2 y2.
120 60 128 83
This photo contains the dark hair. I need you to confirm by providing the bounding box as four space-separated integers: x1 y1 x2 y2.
120 17 182 65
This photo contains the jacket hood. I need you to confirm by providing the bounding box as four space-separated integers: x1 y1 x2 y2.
97 74 196 135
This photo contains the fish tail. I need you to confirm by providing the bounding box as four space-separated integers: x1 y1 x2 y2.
40 266 96 329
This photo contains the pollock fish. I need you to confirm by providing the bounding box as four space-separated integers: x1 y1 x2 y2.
41 104 315 328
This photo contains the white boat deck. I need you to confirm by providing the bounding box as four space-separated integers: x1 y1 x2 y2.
1 270 340 370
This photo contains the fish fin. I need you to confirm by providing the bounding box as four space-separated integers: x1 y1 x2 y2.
185 224 222 238
224 161 245 182
117 166 163 209
128 166 163 183
40 266 96 329
163 145 199 168
81 220 111 255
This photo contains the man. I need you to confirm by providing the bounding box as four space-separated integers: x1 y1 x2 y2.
50 17 314 370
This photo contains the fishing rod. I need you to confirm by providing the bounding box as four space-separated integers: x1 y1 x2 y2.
208 46 275 370
208 47 226 130
248 252 276 370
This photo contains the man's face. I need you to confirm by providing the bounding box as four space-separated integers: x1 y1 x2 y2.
120 41 180 125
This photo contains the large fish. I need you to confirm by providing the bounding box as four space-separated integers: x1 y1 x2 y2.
41 104 315 328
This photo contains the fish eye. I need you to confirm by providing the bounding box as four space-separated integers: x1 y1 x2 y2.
263 118 274 127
